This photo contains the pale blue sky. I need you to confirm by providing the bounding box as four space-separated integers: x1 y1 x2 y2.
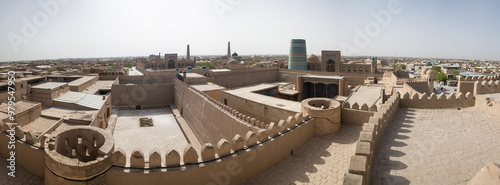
1 0 499 62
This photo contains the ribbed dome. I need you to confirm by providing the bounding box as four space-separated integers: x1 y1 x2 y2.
307 54 320 63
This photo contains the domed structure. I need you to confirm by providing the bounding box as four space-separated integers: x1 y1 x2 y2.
232 52 238 57
227 59 239 65
307 54 320 63
426 69 435 94
426 69 434 79
421 68 428 76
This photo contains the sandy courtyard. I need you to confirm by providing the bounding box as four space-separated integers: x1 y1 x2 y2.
113 108 189 167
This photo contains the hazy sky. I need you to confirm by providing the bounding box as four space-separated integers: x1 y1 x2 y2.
1 0 499 62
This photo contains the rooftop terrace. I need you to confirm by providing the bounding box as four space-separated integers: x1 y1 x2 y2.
31 82 67 89
223 83 302 112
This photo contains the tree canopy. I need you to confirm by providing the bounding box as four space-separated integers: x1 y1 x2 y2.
196 62 216 69
451 69 460 79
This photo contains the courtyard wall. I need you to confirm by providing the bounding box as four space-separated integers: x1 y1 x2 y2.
209 69 279 88
111 83 174 106
174 79 264 146
106 111 313 185
219 90 299 124
0 131 46 178
279 69 383 87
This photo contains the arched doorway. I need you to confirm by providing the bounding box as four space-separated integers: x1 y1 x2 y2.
326 59 335 72
168 59 175 69
106 108 110 118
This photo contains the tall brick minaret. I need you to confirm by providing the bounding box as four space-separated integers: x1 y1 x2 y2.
187 44 191 61
227 42 231 58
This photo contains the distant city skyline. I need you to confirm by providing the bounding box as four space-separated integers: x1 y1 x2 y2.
1 0 500 62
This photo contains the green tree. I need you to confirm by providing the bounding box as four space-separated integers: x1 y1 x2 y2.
433 66 442 76
107 63 115 67
399 64 406 70
125 63 134 68
436 72 447 83
56 66 64 71
451 69 460 79
196 62 215 69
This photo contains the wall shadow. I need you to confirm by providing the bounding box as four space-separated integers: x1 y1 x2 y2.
371 108 413 185
242 125 362 184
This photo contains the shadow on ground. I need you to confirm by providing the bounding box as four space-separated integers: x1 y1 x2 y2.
371 108 412 185
242 125 362 184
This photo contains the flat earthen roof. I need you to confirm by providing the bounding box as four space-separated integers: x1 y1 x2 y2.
190 82 226 92
345 85 384 107
223 83 301 112
31 82 67 89
68 76 97 87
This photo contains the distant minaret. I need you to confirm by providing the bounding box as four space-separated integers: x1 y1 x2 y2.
187 45 191 61
227 42 231 58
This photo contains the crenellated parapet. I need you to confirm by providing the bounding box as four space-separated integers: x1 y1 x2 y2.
400 92 475 108
110 112 311 171
341 102 378 126
459 75 500 82
474 80 500 95
458 76 500 95
342 102 378 112
202 89 269 129
344 93 400 185
0 124 40 146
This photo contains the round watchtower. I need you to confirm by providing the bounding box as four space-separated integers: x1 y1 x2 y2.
44 126 114 185
301 98 341 135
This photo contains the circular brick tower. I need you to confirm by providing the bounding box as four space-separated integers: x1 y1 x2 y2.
301 98 341 135
44 126 114 185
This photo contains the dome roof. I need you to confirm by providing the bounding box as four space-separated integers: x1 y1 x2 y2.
227 59 239 64
421 68 428 75
232 52 238 57
426 69 434 78
307 54 320 63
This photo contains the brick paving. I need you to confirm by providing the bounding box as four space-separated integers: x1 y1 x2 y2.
0 155 44 185
243 125 362 185
372 108 500 185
